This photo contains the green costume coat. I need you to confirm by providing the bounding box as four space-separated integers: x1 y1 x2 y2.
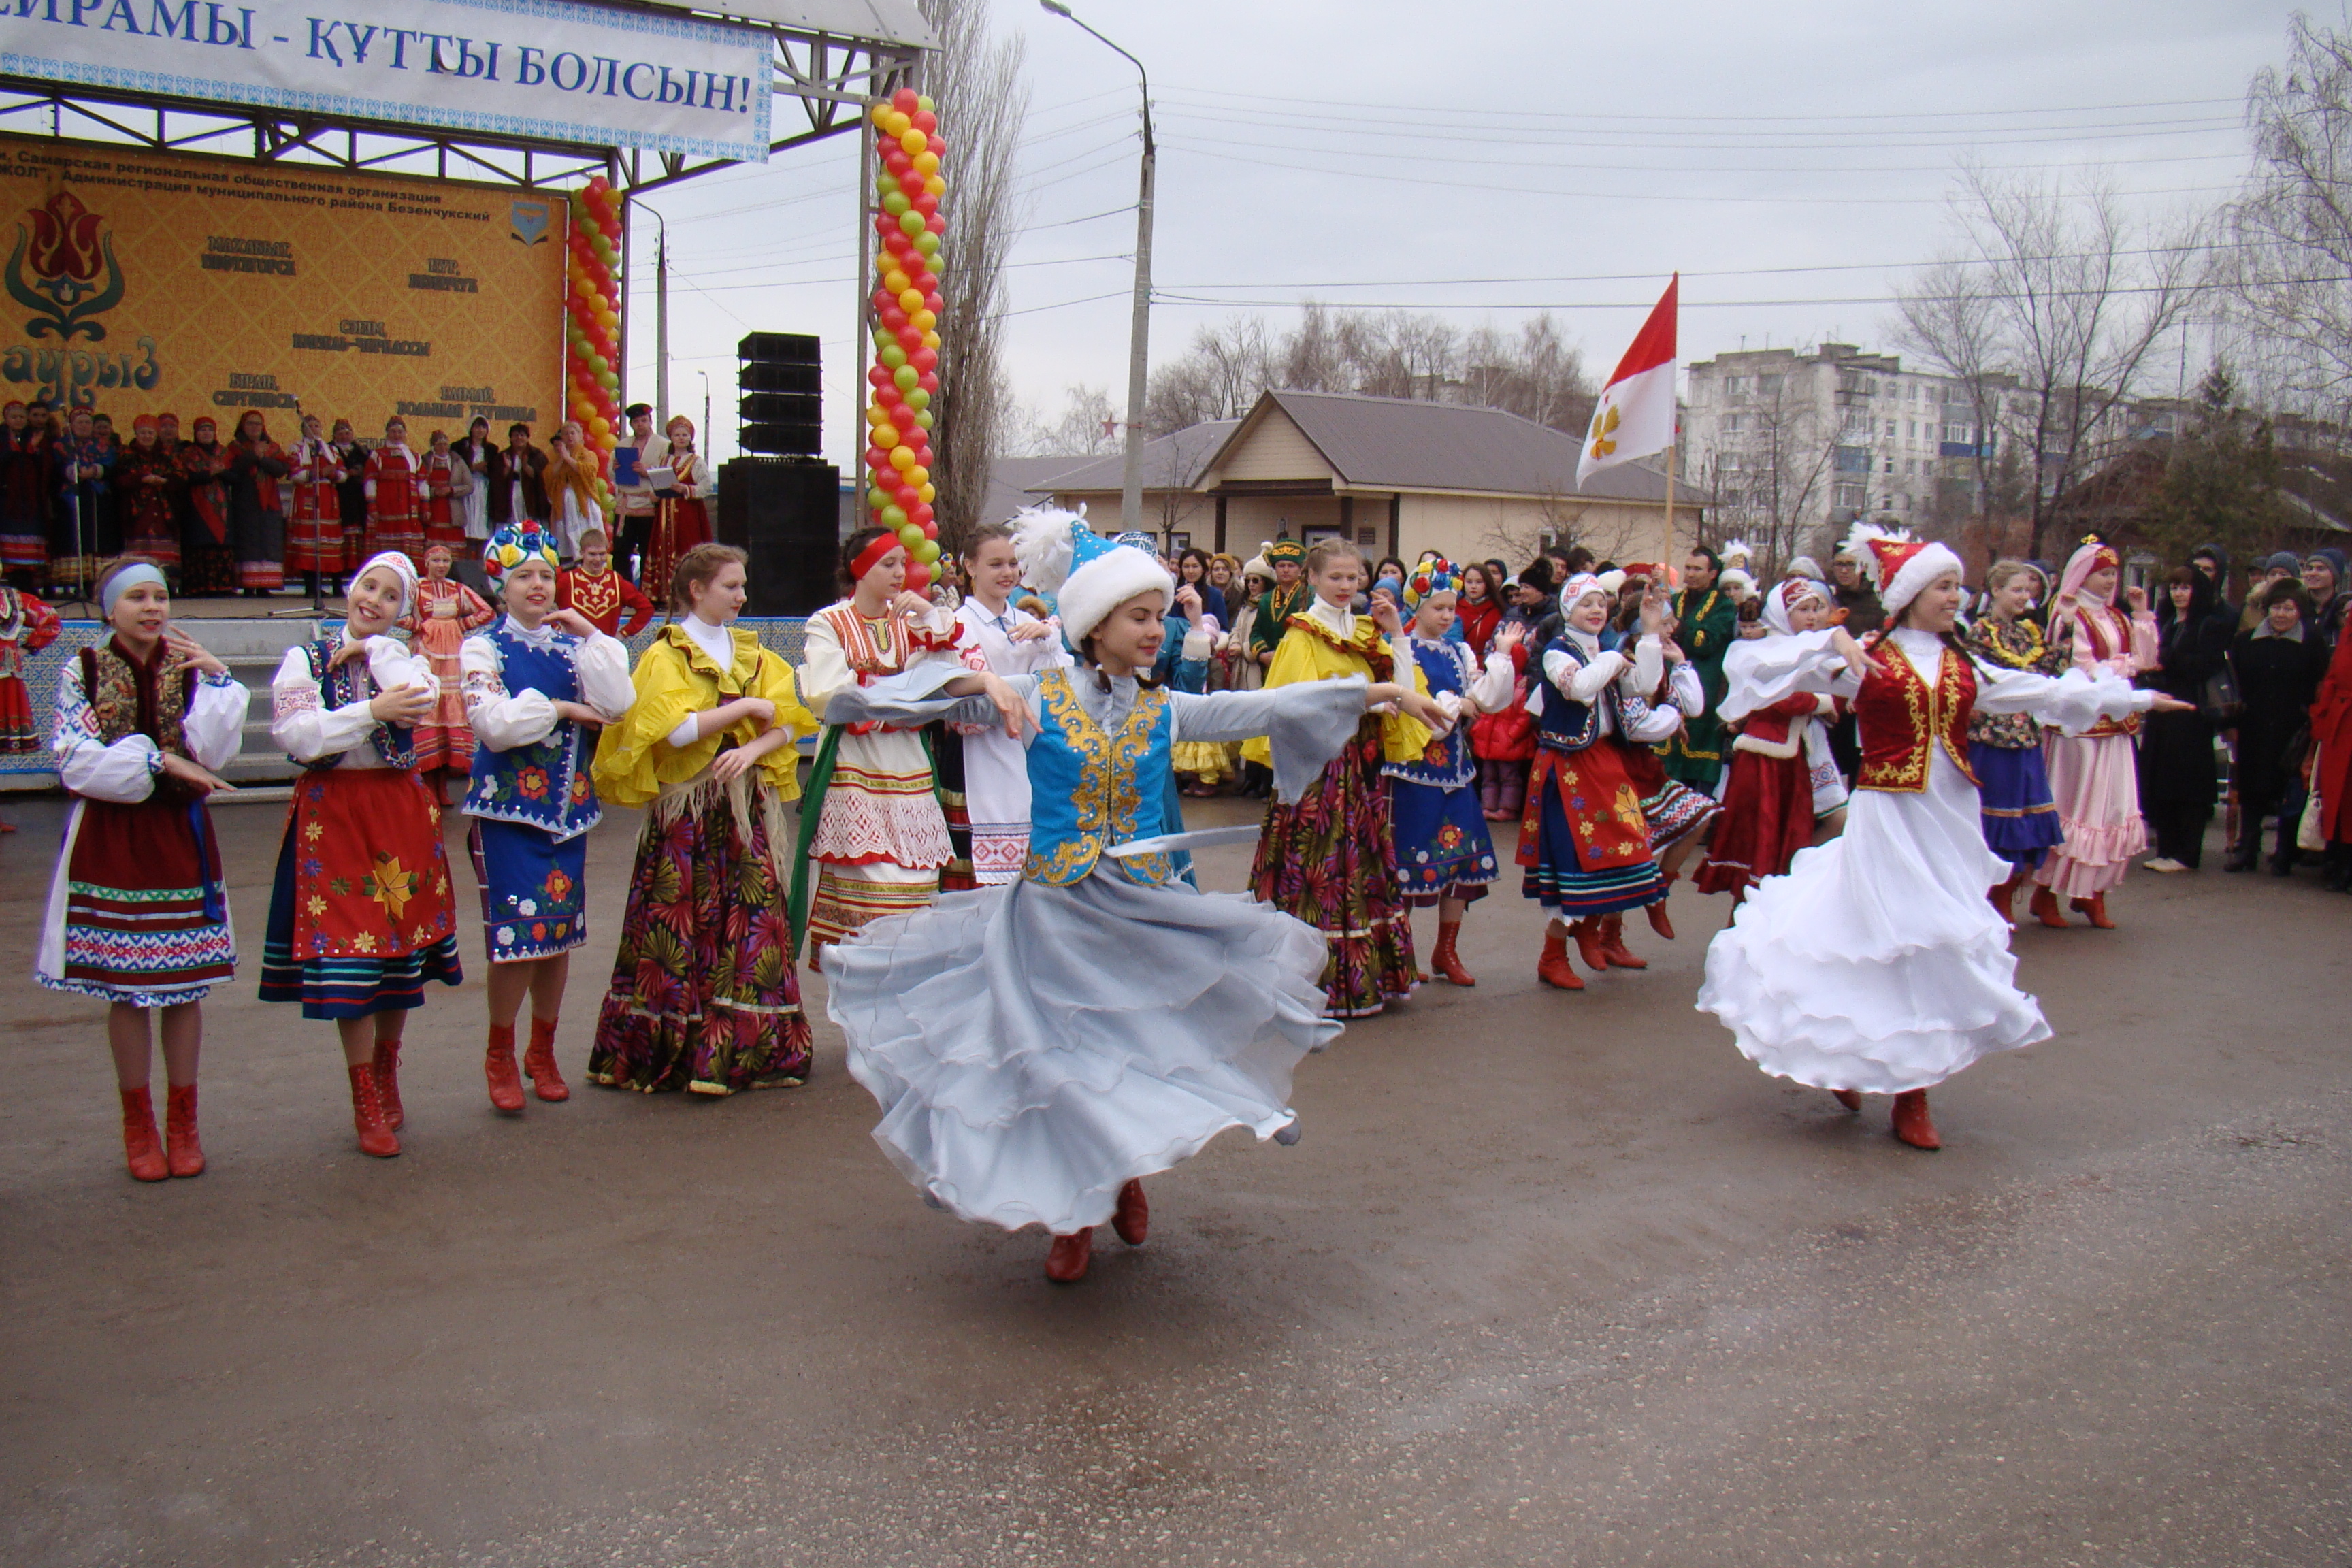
1659 585 1737 785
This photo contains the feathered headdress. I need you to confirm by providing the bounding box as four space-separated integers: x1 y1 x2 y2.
1841 520 1962 619
1718 536 1754 569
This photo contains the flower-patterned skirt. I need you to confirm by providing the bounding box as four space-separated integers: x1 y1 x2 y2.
259 768 463 1019
469 819 588 962
1248 716 1417 1018
1517 744 1665 919
589 777 811 1094
1388 775 1498 906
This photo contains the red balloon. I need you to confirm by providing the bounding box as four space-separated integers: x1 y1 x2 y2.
875 381 903 407
910 346 939 372
923 291 945 314
896 325 924 351
881 305 910 332
910 193 937 219
926 213 946 235
911 110 938 134
884 230 913 255
866 365 892 389
928 135 947 156
904 559 932 593
911 502 934 527
892 86 919 112
919 370 940 393
872 213 898 238
885 149 913 176
898 172 925 199
864 446 889 472
894 483 921 510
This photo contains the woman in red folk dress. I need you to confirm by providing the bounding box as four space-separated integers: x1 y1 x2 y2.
285 412 348 593
1697 576 1850 902
648 416 713 595
177 417 235 597
0 576 61 766
114 416 181 571
363 416 427 569
263 551 464 1160
223 410 290 596
397 542 496 804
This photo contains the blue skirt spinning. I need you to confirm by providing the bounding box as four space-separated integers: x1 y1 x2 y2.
1969 740 2065 870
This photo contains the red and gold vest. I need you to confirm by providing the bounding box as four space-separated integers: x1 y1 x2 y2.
1853 636 1977 794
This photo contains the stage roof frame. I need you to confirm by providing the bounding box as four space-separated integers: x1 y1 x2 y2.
0 0 931 197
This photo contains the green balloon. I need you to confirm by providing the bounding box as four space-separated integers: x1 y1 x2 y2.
879 346 908 370
898 523 924 548
913 538 941 564
881 191 911 217
917 94 934 112
898 210 927 237
880 504 908 530
866 486 892 510
913 409 936 431
904 389 930 411
894 365 920 391
913 232 941 255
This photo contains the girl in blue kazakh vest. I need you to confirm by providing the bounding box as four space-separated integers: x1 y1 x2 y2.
459 525 637 1115
263 551 463 1160
820 508 1450 1284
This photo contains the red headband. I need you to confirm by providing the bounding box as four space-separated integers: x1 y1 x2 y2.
851 531 903 582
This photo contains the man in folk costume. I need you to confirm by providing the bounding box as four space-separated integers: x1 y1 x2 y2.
612 403 670 582
1246 535 1313 670
1657 545 1738 790
558 527 654 638
362 416 428 568
2031 536 2159 930
1697 525 2185 1150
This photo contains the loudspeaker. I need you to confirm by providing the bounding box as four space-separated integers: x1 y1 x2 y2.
717 457 841 617
738 333 822 456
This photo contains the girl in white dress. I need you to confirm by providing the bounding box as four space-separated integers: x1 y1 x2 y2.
1695 528 2190 1151
951 521 1069 883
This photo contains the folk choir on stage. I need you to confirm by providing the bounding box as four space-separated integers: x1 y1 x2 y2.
24 512 2338 1281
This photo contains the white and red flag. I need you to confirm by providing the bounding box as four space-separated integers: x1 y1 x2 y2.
1578 274 1678 488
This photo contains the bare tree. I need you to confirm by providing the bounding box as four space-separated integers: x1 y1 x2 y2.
1894 259 2006 527
1699 378 1838 576
1896 163 2207 561
1017 384 1121 457
2228 14 2352 410
918 0 1028 550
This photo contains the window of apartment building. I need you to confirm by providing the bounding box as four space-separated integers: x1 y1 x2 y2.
1725 413 1744 432
1884 420 1897 437
1834 482 1865 510
1757 374 1782 395
1883 457 1895 474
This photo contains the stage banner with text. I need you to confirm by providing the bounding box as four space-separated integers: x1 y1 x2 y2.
0 133 563 436
1 0 772 161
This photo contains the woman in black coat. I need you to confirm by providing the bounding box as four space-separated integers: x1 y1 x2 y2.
2138 565 2236 869
2227 580 2332 872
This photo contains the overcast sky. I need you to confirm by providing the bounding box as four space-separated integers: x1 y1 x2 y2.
625 0 2306 470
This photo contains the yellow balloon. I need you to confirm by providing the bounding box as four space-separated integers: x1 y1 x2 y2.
911 309 937 333
899 128 928 156
904 465 928 488
889 446 918 472
921 330 942 350
895 288 922 314
865 404 892 426
870 103 891 127
918 483 936 504
874 423 901 448
913 151 940 176
881 269 910 297
924 174 947 197
883 110 910 138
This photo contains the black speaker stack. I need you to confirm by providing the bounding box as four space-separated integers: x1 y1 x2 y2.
738 331 823 456
717 456 842 617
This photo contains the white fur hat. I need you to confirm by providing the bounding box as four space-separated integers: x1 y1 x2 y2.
1010 503 1173 649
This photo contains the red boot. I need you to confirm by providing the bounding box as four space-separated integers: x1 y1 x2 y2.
1113 1179 1149 1245
165 1083 205 1178
1646 873 1678 939
1571 916 1613 974
119 1086 167 1182
1830 1089 1863 1113
1431 920 1475 986
1891 1089 1940 1151
1597 912 1647 970
1537 927 1584 990
347 1063 401 1158
1045 1228 1094 1282
2029 883 2068 929
485 1023 525 1113
2071 893 2116 930
1988 872 2022 928
372 1035 404 1131
523 1016 570 1102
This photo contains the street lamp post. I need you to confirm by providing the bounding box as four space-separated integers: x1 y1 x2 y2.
1040 1 1154 537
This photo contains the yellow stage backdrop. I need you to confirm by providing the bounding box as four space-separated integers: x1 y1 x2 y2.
0 134 563 436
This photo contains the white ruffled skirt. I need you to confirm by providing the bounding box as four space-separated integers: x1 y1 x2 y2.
1695 749 2050 1094
822 870 1341 1234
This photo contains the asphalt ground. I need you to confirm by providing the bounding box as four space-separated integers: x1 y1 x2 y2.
1 791 2346 1567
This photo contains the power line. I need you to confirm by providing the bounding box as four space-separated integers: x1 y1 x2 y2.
1158 84 2244 126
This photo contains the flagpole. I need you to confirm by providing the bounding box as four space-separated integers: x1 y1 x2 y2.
1664 427 1676 570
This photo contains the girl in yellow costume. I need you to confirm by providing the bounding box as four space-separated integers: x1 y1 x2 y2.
1246 538 1433 1017
587 543 821 1094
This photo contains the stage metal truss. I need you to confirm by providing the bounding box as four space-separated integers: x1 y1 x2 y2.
0 20 917 195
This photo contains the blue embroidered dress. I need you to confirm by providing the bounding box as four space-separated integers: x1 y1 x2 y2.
819 664 1372 1236
459 617 636 962
1384 636 1511 905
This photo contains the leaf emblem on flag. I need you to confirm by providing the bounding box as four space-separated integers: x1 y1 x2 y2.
1587 403 1621 461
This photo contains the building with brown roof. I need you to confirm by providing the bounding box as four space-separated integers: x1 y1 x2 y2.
1024 391 1705 569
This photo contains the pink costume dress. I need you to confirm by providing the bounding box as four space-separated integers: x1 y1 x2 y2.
2035 540 2157 899
398 576 496 773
